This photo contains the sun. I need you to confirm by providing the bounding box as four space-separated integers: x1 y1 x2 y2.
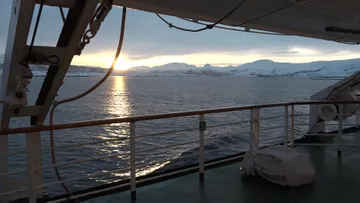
114 56 131 71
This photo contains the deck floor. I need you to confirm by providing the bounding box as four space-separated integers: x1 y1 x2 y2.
85 138 360 203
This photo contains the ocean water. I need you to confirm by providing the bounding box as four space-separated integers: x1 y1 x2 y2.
4 76 338 196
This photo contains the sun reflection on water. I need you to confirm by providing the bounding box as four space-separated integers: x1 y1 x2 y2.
92 76 170 183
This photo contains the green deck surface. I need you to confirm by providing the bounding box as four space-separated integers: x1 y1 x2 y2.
85 138 360 203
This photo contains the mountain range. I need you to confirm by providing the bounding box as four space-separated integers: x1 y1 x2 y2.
125 58 360 78
1 58 360 78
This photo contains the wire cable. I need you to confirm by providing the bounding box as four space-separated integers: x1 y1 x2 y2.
49 6 127 202
235 3 293 26
179 17 289 36
293 0 360 25
156 0 248 32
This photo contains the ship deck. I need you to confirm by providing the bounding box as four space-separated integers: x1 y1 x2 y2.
84 135 360 203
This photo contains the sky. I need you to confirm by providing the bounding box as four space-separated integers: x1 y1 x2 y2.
1 2 360 69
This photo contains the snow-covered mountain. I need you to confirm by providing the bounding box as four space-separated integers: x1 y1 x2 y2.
1 58 360 78
127 58 360 78
227 59 360 78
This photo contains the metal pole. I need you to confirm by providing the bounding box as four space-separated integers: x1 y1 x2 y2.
26 135 37 203
337 105 343 157
284 105 289 146
249 109 254 150
26 132 42 201
199 114 205 181
356 110 359 128
290 105 295 147
129 122 136 200
252 108 260 149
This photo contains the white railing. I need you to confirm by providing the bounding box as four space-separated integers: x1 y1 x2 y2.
1 100 360 202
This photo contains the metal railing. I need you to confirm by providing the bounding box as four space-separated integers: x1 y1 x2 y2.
1 100 360 202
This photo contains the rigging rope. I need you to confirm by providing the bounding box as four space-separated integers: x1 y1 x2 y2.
156 0 248 32
49 6 127 202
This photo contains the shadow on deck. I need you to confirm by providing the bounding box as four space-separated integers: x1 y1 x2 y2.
85 136 360 203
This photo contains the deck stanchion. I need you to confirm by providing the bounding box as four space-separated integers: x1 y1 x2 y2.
290 105 295 147
284 105 289 146
130 122 136 200
337 105 343 157
26 132 42 202
250 108 260 149
249 109 254 149
199 114 206 181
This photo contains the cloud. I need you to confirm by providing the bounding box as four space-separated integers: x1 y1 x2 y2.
127 54 156 60
1 2 360 68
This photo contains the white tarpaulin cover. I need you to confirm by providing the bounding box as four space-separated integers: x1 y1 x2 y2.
241 145 315 187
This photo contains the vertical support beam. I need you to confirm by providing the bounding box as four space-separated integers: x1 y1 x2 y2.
31 0 99 125
337 104 343 157
0 0 35 196
284 105 289 146
250 108 260 149
290 105 295 147
26 132 42 201
129 122 136 200
198 114 205 181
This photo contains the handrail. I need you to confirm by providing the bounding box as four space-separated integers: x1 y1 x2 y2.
1 100 360 135
2 99 360 201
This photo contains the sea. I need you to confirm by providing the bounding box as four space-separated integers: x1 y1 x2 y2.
4 76 344 196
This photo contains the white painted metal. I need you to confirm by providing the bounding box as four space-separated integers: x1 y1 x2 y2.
290 105 295 147
130 122 136 198
199 114 205 177
309 72 360 134
338 104 344 155
26 132 42 200
0 0 35 198
249 109 253 149
250 108 260 149
284 105 288 146
10 106 42 117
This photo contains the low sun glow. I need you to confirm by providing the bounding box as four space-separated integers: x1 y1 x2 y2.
114 56 131 71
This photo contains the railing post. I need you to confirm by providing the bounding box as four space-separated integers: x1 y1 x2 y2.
290 105 295 147
129 122 136 200
337 105 343 157
199 114 206 181
26 132 42 202
0 132 8 198
249 110 253 149
284 105 289 146
250 108 260 149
